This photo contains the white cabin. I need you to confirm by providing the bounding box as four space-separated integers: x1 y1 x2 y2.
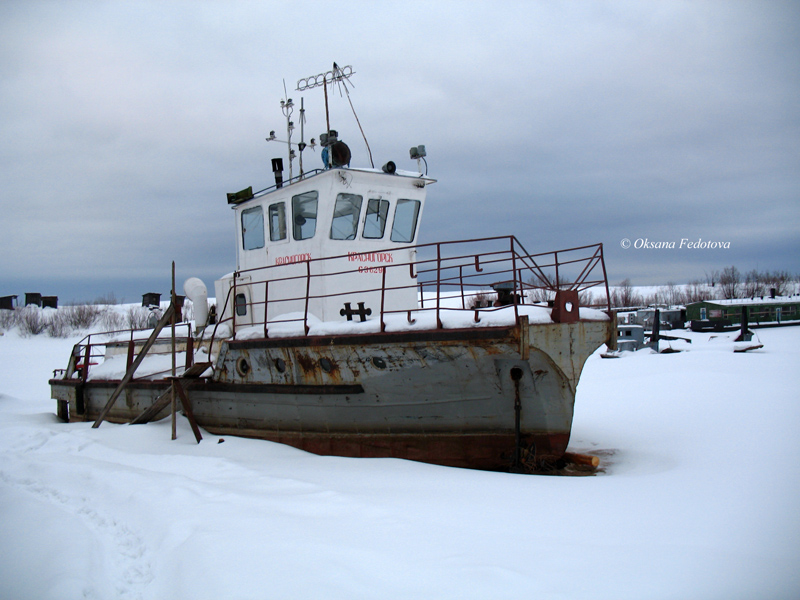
215 166 436 330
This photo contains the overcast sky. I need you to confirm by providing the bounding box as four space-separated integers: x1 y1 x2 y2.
2 1 798 303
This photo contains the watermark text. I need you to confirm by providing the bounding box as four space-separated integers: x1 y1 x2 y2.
620 237 730 250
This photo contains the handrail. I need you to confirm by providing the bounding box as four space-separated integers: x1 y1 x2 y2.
205 236 611 340
249 169 326 198
510 236 519 322
67 320 193 381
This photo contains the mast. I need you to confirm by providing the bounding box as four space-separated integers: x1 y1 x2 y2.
299 98 305 177
297 63 357 168
280 95 294 181
266 64 357 178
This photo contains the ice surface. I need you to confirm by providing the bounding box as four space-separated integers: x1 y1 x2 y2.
1 324 799 599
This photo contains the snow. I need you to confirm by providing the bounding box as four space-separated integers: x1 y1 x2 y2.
232 304 609 340
695 296 800 306
107 325 193 343
88 351 188 381
2 324 800 599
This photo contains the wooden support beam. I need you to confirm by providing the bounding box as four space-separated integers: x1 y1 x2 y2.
92 303 176 428
170 378 203 443
129 388 173 425
129 363 211 426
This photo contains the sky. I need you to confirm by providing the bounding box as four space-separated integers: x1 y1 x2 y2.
1 0 799 303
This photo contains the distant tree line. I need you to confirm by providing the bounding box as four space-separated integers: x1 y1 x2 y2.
0 294 190 338
609 266 798 308
704 266 794 300
609 279 710 309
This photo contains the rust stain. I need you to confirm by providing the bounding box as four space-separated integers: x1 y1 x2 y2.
295 353 317 374
294 352 346 385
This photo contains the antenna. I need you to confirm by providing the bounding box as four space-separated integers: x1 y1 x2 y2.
298 97 306 177
267 85 316 180
297 64 355 140
296 64 355 91
296 63 374 168
267 63 363 178
280 80 294 180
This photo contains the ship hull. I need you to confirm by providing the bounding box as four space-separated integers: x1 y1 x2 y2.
51 319 612 471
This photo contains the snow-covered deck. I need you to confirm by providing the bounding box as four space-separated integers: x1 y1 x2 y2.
228 303 610 340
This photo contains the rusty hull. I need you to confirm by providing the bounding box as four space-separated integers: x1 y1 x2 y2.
51 317 612 471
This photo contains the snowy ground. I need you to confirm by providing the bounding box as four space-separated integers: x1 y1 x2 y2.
1 325 799 599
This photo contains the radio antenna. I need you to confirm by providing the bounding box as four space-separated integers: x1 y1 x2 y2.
297 63 354 124
266 81 316 180
296 63 373 168
298 97 306 177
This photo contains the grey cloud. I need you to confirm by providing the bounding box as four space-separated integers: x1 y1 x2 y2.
1 1 798 301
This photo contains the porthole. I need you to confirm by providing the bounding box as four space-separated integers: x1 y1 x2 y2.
236 357 250 377
320 358 333 373
372 356 387 369
274 357 286 373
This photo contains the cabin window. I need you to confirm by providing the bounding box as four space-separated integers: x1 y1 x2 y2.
235 293 247 316
268 202 287 241
390 199 421 243
330 193 363 240
363 198 389 239
292 191 318 240
241 206 264 250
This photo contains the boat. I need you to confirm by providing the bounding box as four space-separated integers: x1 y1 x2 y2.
50 65 616 472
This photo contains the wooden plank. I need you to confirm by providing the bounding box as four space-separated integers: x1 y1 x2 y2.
129 388 172 424
182 361 213 378
128 364 211 425
171 378 203 443
92 303 175 428
563 452 600 468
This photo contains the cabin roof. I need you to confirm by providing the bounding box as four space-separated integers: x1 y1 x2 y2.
687 296 800 308
230 167 436 208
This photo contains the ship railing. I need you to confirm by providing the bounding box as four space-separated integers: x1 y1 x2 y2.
55 322 194 382
208 236 610 345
